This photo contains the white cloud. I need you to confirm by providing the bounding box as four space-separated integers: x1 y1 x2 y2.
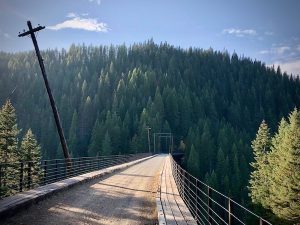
3 33 10 39
271 60 300 76
66 12 89 18
89 0 101 5
275 46 290 54
259 46 291 55
264 31 274 36
0 29 11 39
259 50 269 54
66 12 77 18
47 16 109 32
222 28 257 37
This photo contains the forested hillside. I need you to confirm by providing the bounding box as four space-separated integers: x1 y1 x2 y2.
0 41 300 203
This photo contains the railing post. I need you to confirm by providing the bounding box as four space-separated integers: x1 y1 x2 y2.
19 162 24 192
79 158 82 172
196 179 199 217
179 167 183 195
208 186 213 224
27 161 32 189
182 169 186 200
0 164 2 188
187 173 191 202
43 160 47 185
228 198 235 225
259 218 266 225
89 157 92 171
55 159 58 181
65 158 71 177
3 164 7 187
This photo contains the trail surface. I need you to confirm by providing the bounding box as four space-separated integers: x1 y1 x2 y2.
2 155 166 225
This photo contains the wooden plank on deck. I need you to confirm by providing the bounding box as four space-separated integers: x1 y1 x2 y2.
157 155 197 225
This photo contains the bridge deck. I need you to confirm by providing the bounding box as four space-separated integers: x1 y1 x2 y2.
1 154 197 225
1 155 164 225
157 156 197 225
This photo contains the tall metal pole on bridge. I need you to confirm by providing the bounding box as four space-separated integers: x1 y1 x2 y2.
18 21 71 162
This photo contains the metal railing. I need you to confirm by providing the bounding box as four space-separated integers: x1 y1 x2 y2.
170 155 272 225
0 153 151 198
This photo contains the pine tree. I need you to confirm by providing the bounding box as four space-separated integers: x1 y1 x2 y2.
249 120 271 207
19 129 42 188
0 100 19 196
268 109 300 223
102 131 112 156
20 129 41 161
129 134 139 154
68 110 78 157
232 153 241 199
207 170 218 190
88 119 103 156
0 100 19 163
216 148 226 183
187 145 199 177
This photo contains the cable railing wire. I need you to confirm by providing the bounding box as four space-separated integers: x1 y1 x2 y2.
170 155 272 225
0 153 151 198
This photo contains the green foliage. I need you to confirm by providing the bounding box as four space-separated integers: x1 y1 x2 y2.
20 129 41 162
0 100 19 164
249 120 271 207
102 131 112 156
249 109 300 224
0 100 19 196
0 101 42 197
187 145 199 177
88 118 102 156
19 129 42 188
0 42 300 209
68 110 79 157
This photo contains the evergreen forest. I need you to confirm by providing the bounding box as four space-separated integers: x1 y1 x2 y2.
0 41 300 223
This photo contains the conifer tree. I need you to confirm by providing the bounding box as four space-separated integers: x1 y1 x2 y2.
0 100 19 196
0 100 19 163
249 120 271 207
19 129 42 188
250 110 300 223
269 109 300 223
20 129 41 161
102 131 112 156
187 144 199 177
216 148 226 182
68 110 78 157
88 119 103 156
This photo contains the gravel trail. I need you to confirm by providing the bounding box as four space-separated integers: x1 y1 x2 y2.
2 155 166 225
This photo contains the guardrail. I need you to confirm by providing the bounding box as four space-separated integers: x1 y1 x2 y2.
170 155 272 225
0 153 151 198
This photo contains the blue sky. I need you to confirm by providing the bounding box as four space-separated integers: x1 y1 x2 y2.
0 0 299 75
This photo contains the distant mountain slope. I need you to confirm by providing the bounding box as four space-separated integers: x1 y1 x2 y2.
1 41 300 202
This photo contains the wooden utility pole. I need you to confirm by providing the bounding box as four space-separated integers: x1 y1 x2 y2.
18 21 71 161
146 127 151 153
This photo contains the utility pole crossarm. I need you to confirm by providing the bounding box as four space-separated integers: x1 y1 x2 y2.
18 25 45 37
18 21 71 162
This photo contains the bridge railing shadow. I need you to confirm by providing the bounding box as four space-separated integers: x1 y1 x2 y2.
0 153 151 198
170 155 272 225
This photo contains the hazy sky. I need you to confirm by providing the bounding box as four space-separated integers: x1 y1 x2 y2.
0 0 299 75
